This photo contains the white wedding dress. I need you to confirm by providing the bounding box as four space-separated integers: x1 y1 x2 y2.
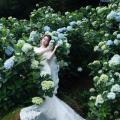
20 48 85 120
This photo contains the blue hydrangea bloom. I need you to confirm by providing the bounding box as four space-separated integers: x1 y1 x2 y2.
43 26 50 32
107 11 117 20
4 57 14 70
69 21 76 27
106 40 113 46
57 27 67 33
5 46 14 56
58 33 65 39
67 26 73 31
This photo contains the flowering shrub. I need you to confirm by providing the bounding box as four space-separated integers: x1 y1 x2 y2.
88 1 120 119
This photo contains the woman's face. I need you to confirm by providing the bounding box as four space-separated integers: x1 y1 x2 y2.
41 36 50 47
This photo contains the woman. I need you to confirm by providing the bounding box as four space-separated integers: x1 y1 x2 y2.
20 35 85 120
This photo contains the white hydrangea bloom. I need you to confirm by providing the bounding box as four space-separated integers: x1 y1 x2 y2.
22 43 33 53
40 71 49 77
31 59 39 69
107 92 116 100
77 67 83 72
41 80 54 91
98 74 109 84
107 11 117 20
114 39 120 45
17 40 25 47
111 84 120 92
28 30 39 42
95 94 104 106
109 54 120 68
32 97 44 105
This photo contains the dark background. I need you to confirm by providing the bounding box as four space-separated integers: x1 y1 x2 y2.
0 0 108 19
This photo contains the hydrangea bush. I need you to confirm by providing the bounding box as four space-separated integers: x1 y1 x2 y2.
88 1 120 119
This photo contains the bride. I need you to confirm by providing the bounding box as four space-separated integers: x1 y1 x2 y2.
20 34 85 120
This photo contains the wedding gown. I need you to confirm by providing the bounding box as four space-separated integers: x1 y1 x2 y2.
20 48 85 120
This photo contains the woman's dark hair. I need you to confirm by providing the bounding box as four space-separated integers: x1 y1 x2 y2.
42 34 52 42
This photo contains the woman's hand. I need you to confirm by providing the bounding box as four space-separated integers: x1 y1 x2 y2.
54 44 60 50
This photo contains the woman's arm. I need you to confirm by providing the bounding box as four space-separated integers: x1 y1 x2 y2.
47 44 59 60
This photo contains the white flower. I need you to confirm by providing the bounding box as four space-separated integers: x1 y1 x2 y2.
76 20 82 25
89 88 95 93
44 26 50 32
58 33 65 39
28 30 39 42
65 43 71 48
111 84 120 92
89 96 96 100
65 12 70 15
109 54 120 68
107 11 117 20
22 43 33 53
41 80 54 91
97 74 109 84
94 46 100 51
95 94 104 106
4 56 15 70
107 92 116 100
114 39 120 45
106 40 113 46
40 71 49 77
77 67 83 72
57 40 63 46
117 34 120 39
98 70 103 74
69 21 76 26
17 40 25 47
31 59 39 69
67 26 73 31
32 97 43 105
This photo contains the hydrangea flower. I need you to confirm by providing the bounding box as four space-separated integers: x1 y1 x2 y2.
57 40 63 46
22 43 33 53
107 11 117 20
67 26 73 31
4 56 15 70
28 30 39 42
0 23 3 30
111 84 120 92
109 54 120 68
99 74 109 83
117 34 120 39
106 40 113 46
69 21 76 27
76 20 82 25
58 33 65 39
40 71 49 77
17 40 25 47
31 59 39 69
114 39 120 45
5 46 14 56
107 92 116 100
57 27 67 33
95 94 104 106
44 26 50 32
93 76 99 82
94 46 100 51
41 80 54 91
77 67 83 72
32 97 44 105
